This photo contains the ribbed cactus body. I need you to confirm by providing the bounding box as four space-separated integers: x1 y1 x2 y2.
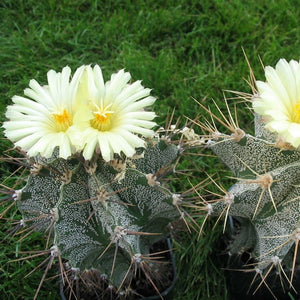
17 137 180 287
208 115 300 272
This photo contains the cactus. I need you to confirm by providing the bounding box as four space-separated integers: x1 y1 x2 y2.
197 98 300 295
1 65 196 299
6 135 184 298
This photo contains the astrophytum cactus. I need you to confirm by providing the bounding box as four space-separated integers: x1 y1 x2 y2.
197 58 300 297
0 64 195 299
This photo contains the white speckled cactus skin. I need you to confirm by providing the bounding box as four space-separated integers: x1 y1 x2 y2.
204 112 300 284
16 136 181 288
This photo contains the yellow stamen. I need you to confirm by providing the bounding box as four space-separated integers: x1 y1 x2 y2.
292 102 300 123
96 113 110 124
90 102 114 131
91 111 113 131
52 109 72 132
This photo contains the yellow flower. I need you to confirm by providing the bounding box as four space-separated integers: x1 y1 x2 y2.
77 65 157 161
253 58 300 147
3 66 84 159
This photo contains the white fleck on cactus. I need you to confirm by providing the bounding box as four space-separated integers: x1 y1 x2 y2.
0 64 198 299
195 58 300 297
3 134 190 299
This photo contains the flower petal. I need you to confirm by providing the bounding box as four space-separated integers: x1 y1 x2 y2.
3 66 83 158
253 58 300 148
79 66 157 161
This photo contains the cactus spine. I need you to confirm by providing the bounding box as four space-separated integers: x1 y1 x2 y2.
12 135 184 296
199 100 300 292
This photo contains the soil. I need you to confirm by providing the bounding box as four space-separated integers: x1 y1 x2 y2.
61 239 176 300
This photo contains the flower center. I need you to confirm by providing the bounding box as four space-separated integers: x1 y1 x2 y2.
90 103 114 131
52 109 73 132
292 102 300 123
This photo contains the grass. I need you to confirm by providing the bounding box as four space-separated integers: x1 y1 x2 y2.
1 0 300 299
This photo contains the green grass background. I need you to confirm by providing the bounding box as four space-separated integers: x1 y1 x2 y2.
1 0 300 299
